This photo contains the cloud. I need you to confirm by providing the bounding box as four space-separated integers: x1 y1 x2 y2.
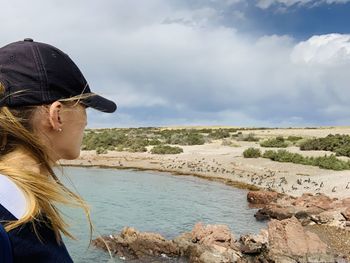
256 0 350 9
291 34 350 65
0 1 349 127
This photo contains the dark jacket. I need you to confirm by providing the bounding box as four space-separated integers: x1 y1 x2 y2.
0 204 73 263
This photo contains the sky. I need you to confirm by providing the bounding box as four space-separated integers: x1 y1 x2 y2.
0 0 350 128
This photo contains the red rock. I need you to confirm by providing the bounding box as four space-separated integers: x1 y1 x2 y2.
247 191 279 204
267 217 333 262
191 222 236 249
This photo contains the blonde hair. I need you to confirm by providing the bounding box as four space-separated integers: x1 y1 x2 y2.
0 83 94 244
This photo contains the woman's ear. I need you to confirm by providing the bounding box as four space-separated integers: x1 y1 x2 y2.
48 101 63 131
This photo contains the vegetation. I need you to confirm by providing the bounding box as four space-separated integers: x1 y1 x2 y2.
208 129 231 139
82 127 245 153
286 136 303 142
221 139 240 147
243 147 261 158
236 133 260 142
299 134 350 157
82 130 150 153
260 136 288 148
165 132 206 145
151 145 183 154
261 149 350 170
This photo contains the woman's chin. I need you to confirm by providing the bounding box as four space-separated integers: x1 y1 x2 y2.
61 150 80 160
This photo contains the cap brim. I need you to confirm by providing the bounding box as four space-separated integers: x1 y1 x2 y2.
81 93 117 113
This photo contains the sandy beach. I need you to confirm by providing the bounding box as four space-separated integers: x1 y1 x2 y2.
61 127 350 199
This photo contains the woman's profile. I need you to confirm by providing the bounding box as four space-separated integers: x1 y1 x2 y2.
0 38 116 262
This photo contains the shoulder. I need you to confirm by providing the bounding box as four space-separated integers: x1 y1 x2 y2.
0 174 28 219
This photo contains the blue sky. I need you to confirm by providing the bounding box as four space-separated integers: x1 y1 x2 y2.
0 0 350 128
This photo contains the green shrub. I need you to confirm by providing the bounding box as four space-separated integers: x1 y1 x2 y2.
208 129 231 139
299 134 350 155
237 133 259 142
165 132 205 145
260 136 288 148
261 149 350 170
335 145 350 157
151 145 183 154
222 139 240 147
243 148 261 158
148 139 162 145
287 136 303 142
96 147 107 154
82 130 127 150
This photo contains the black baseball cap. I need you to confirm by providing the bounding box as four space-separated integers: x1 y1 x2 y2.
0 38 117 113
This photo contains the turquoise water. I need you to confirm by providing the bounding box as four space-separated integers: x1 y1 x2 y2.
58 167 266 262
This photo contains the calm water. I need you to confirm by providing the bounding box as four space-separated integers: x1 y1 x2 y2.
58 167 266 263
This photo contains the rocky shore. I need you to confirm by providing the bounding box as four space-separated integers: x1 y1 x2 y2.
92 191 349 262
61 127 350 261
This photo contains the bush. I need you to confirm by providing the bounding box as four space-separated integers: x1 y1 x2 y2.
148 139 162 145
221 139 240 147
261 149 350 170
299 134 350 156
287 136 303 142
151 145 184 154
208 129 231 139
260 136 288 148
128 144 147 152
243 148 261 158
237 133 259 142
96 147 107 154
82 130 127 150
165 132 205 145
335 145 350 157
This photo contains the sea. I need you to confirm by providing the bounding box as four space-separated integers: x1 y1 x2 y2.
58 167 266 262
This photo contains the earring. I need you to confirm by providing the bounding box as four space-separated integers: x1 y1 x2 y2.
58 128 62 132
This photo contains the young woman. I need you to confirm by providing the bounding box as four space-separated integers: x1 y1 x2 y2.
0 38 117 262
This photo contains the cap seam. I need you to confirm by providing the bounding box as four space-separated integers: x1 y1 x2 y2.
31 43 49 103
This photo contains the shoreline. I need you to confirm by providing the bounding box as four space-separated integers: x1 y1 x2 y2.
60 139 350 199
61 162 261 191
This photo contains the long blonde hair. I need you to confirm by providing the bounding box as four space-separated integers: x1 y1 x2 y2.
0 83 94 244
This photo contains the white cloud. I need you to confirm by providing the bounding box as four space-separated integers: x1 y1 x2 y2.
291 34 350 65
256 0 350 9
0 1 349 127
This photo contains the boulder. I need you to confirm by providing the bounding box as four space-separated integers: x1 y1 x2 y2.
255 204 295 221
267 217 334 262
239 229 268 254
191 222 236 249
91 227 179 260
291 193 334 211
247 191 279 205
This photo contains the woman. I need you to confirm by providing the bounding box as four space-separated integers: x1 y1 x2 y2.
0 38 117 262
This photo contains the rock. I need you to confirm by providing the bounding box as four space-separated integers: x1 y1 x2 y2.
291 193 334 211
92 227 179 260
341 207 350 221
267 217 334 262
247 191 279 205
255 204 295 221
93 224 243 263
191 222 236 249
239 229 268 254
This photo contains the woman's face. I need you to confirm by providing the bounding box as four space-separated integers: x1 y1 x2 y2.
35 101 88 161
58 103 88 160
